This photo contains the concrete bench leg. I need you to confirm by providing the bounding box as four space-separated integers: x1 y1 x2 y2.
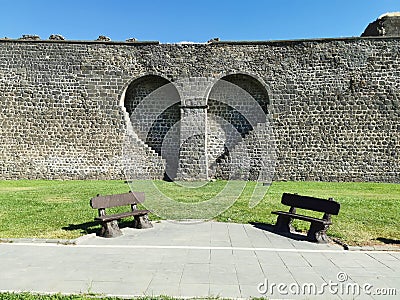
274 215 294 233
134 214 153 229
307 222 330 243
100 220 122 238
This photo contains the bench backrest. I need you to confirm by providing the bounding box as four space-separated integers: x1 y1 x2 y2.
90 192 145 209
281 193 340 215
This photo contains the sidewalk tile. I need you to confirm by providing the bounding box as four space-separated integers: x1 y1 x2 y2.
0 221 396 299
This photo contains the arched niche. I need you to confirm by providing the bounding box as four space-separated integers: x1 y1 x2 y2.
122 74 181 180
206 73 270 179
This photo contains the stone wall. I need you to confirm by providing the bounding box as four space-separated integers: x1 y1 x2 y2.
0 37 399 182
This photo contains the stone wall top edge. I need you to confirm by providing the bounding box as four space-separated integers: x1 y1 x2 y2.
211 36 400 45
0 39 160 45
0 35 399 47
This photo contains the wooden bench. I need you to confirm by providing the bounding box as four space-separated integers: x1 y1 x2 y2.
90 191 152 238
271 193 340 243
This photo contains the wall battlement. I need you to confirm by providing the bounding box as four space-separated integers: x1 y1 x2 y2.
1 21 399 182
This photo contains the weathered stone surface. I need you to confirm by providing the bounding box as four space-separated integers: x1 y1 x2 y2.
19 35 40 40
49 34 65 41
133 215 153 229
96 35 111 41
99 220 122 238
362 12 400 37
208 37 220 43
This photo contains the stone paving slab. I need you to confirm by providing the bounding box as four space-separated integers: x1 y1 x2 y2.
0 221 399 299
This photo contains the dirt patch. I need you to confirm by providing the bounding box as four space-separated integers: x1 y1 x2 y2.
42 196 74 203
0 187 36 193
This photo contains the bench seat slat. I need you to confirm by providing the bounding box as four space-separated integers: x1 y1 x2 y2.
95 209 150 222
272 211 332 225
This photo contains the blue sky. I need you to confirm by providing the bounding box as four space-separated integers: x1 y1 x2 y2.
1 0 399 43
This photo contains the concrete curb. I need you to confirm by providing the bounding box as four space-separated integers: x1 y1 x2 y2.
0 238 75 245
1 236 399 251
347 245 400 252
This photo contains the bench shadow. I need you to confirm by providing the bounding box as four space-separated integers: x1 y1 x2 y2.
250 222 309 241
62 221 99 235
62 220 139 236
376 237 400 245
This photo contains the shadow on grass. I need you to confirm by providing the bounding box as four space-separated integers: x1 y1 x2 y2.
62 221 99 235
376 237 400 245
250 222 309 241
62 220 139 236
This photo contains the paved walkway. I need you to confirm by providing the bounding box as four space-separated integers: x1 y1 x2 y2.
0 221 399 299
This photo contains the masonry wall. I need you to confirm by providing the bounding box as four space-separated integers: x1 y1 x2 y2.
0 37 399 182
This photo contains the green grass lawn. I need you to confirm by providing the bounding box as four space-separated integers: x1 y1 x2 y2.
0 292 242 300
0 180 399 246
0 292 186 300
